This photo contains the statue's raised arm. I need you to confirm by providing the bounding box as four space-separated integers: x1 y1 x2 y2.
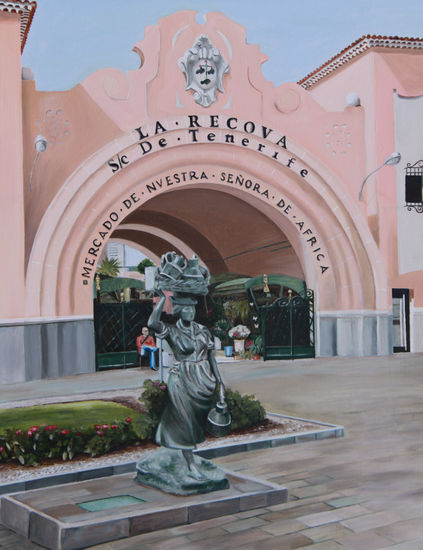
147 287 166 334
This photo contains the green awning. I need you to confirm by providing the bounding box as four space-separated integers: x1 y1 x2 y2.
210 272 249 286
212 277 251 296
245 275 306 296
212 274 306 297
99 277 145 293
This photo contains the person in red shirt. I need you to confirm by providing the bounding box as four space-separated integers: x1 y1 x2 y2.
136 327 158 370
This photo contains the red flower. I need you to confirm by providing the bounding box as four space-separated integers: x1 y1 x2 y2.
0 446 4 453
51 425 58 430
30 426 39 432
61 429 69 435
75 431 82 436
27 430 33 437
96 430 105 437
159 385 166 391
94 424 100 430
125 417 132 423
111 424 117 430
101 424 109 430
15 429 22 436
153 381 160 387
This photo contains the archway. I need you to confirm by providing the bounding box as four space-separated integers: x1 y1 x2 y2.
26 135 389 359
112 187 304 279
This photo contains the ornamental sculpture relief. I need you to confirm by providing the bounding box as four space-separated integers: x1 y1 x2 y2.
178 35 230 107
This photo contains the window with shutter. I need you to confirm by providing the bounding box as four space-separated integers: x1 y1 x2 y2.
405 162 423 213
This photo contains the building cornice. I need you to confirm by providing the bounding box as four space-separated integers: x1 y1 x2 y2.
298 35 423 90
0 0 36 52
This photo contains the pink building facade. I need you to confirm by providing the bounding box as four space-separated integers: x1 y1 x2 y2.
1 4 422 382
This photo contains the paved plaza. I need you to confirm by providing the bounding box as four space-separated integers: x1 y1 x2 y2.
1 353 423 548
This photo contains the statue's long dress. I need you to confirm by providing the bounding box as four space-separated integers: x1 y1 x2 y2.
155 319 216 450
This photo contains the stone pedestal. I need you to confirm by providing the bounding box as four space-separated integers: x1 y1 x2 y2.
136 448 229 495
1 469 287 550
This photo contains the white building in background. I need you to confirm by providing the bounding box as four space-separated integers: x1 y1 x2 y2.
106 242 125 269
104 242 151 277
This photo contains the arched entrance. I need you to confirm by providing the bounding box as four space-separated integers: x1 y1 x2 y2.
94 184 311 368
112 186 305 279
2 10 399 383
25 132 389 377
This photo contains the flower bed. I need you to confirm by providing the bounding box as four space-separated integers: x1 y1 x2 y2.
0 380 266 467
0 418 137 467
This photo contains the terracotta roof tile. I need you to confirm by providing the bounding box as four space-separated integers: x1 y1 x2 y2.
298 35 423 89
0 0 37 52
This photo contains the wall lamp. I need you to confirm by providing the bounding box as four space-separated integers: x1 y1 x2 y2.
358 152 401 201
29 134 48 191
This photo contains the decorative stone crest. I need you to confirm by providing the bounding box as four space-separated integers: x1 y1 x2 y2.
178 35 230 107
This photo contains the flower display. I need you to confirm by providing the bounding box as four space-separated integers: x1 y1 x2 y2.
228 324 251 340
0 419 138 466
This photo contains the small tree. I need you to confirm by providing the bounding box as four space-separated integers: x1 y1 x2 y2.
137 258 155 274
96 257 120 279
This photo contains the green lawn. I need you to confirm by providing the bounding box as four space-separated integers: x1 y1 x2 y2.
0 401 141 434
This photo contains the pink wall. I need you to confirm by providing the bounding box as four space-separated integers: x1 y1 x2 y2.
0 12 25 318
308 48 423 307
21 11 394 319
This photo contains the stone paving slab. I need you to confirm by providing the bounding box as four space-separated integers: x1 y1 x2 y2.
2 354 423 548
1 471 287 550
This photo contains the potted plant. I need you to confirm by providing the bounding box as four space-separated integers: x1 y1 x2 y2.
228 324 251 354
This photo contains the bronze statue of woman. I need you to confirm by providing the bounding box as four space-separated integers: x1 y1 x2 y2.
148 288 226 480
136 253 230 495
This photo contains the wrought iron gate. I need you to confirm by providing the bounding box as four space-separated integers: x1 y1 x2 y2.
259 290 315 360
94 302 153 369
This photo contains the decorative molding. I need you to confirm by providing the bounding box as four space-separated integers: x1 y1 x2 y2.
298 35 423 90
0 0 37 52
178 34 230 107
324 123 352 157
35 108 70 148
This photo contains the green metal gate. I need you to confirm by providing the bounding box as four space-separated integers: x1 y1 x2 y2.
259 290 315 360
94 302 153 370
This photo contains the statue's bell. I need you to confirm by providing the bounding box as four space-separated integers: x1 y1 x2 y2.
207 401 231 437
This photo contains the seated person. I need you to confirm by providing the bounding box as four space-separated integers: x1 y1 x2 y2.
136 327 158 370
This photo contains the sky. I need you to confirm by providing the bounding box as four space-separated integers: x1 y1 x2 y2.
23 0 423 91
